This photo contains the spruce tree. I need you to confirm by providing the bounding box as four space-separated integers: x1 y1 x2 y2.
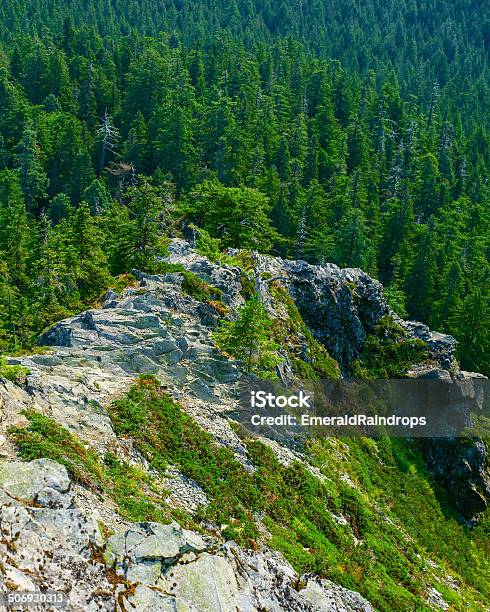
68 202 111 301
16 123 48 213
213 296 281 377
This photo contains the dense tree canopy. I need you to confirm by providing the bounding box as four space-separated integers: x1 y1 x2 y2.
0 2 488 375
0 0 488 123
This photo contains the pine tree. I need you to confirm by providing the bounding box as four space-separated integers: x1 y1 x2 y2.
30 212 72 329
151 87 200 190
68 202 111 301
334 207 372 269
451 281 489 375
47 49 72 110
274 136 292 181
0 67 27 146
0 170 29 288
0 135 6 170
290 113 308 175
124 48 168 120
378 196 414 284
184 179 279 251
83 179 110 215
105 178 170 274
413 153 442 220
48 193 72 225
213 295 281 376
406 223 437 322
0 170 31 348
125 112 149 173
47 114 93 201
16 123 48 213
78 60 98 128
0 259 13 350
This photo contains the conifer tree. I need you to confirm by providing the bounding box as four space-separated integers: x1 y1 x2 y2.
213 296 281 376
451 281 489 375
0 170 29 288
184 179 279 251
105 178 170 274
334 207 372 269
16 123 48 213
406 223 437 322
83 179 110 215
69 202 111 301
48 193 72 225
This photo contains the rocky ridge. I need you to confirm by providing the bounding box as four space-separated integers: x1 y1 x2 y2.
0 239 488 611
0 458 374 611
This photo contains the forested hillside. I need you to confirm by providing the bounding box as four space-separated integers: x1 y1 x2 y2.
1 0 488 123
0 1 488 375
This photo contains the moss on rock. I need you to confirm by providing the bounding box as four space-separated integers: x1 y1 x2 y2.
269 283 341 380
351 315 429 378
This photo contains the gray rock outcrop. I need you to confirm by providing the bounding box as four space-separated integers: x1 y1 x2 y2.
0 239 488 610
0 459 113 611
0 459 373 612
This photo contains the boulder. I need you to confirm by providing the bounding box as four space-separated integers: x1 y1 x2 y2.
300 578 374 611
0 458 72 508
105 521 210 579
164 552 240 610
0 461 112 611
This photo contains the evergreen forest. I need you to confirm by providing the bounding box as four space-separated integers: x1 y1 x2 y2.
0 0 488 375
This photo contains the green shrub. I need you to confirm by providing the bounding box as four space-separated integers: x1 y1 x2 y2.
157 262 225 308
351 316 429 378
9 409 104 485
269 283 340 380
0 356 30 383
193 226 242 268
9 409 172 523
107 272 139 295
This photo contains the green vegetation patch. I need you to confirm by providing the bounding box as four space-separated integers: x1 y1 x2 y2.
10 378 489 610
106 272 139 295
351 315 429 378
0 356 30 384
306 436 490 609
269 283 341 380
108 377 351 548
104 377 484 610
9 409 173 523
157 262 226 312
108 375 263 541
193 228 256 300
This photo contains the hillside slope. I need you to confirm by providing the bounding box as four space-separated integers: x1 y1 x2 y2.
0 240 489 610
1 0 488 119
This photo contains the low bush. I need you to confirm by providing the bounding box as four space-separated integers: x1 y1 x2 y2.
351 316 429 378
0 356 30 383
9 409 172 523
